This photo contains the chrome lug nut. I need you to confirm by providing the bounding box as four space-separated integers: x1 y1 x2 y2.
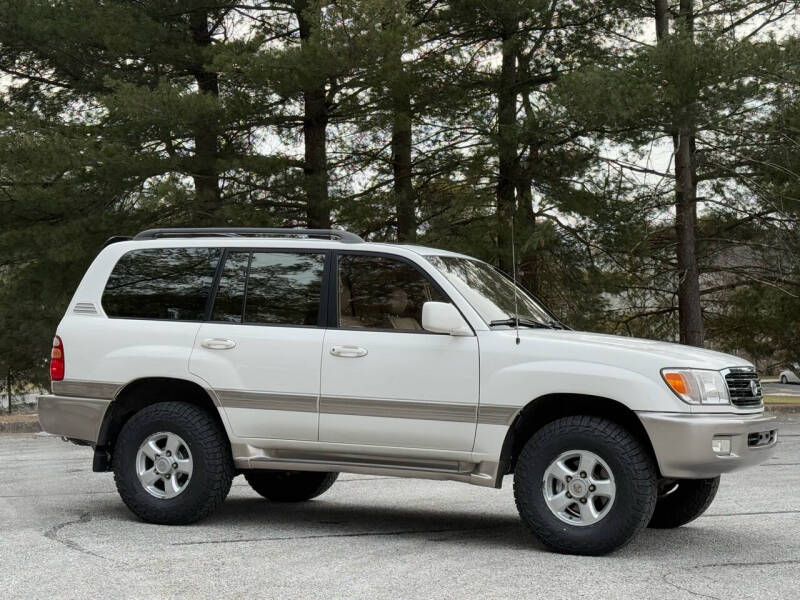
566 492 572 498
580 471 587 478
172 463 178 469
589 485 596 492
580 498 587 504
566 475 572 482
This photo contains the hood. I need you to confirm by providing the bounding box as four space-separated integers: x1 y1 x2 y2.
506 329 752 371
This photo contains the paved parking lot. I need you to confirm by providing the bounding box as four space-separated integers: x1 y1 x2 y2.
1 416 798 600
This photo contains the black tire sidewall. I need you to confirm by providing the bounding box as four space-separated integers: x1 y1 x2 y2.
245 470 338 502
515 418 657 554
114 403 229 524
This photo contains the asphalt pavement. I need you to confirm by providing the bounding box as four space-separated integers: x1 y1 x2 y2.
1 416 798 600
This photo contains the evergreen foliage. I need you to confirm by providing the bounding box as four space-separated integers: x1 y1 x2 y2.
0 0 797 382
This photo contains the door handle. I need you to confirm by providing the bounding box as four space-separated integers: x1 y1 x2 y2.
330 345 368 358
202 338 237 350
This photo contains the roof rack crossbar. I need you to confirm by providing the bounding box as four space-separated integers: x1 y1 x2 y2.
133 227 363 243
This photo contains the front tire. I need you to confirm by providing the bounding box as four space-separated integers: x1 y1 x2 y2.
514 416 658 555
245 470 338 502
647 477 720 528
113 402 234 525
781 375 788 384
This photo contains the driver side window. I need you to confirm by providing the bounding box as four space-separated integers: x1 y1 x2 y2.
337 254 447 331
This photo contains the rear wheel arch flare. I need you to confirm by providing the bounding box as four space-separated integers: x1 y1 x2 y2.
96 377 226 462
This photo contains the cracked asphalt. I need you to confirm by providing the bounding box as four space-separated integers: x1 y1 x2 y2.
1 416 798 600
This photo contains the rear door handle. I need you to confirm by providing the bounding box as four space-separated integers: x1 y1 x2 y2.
330 345 368 358
202 338 237 350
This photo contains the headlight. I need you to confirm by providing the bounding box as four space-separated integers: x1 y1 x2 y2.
661 369 730 405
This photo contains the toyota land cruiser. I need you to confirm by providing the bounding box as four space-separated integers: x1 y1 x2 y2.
37 227 778 555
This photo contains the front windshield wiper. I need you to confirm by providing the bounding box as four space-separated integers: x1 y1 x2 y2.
489 317 556 329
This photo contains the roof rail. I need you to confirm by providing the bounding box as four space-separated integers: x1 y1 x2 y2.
133 227 363 243
102 235 133 248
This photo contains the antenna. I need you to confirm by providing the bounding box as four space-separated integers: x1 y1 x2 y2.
511 208 521 345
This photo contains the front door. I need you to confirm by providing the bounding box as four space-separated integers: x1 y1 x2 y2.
319 252 479 451
189 249 328 441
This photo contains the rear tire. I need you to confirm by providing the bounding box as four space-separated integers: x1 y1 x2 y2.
514 415 658 555
113 402 234 525
245 470 338 502
647 477 720 528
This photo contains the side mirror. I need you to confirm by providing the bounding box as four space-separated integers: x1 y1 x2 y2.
422 302 472 336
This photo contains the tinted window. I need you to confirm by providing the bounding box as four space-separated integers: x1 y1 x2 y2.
103 247 221 320
212 251 325 327
211 251 249 323
338 254 447 331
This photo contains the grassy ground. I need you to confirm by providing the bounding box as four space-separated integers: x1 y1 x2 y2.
764 395 800 405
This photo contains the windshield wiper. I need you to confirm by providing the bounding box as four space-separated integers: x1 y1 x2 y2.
489 317 555 329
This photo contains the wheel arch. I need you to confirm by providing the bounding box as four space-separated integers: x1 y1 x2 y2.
94 377 227 471
497 393 659 483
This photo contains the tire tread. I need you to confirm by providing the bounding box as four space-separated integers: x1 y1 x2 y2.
513 415 657 555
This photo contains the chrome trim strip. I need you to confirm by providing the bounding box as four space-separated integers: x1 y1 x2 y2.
218 390 318 413
320 396 477 423
477 405 519 426
52 380 121 400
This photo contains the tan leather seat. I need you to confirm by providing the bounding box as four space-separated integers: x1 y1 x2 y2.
387 288 421 330
338 282 363 328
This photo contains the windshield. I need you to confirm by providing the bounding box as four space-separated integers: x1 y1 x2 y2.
426 255 558 326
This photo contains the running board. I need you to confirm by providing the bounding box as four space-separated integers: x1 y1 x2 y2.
234 448 500 488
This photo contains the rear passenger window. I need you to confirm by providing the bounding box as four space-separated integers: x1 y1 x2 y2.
102 247 221 320
212 251 325 327
211 251 249 323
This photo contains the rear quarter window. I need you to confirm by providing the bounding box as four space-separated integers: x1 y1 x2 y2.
102 247 221 321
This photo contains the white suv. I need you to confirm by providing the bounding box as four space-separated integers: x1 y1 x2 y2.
38 228 777 555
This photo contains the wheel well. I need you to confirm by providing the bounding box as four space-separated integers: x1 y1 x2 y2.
94 377 225 471
498 393 659 480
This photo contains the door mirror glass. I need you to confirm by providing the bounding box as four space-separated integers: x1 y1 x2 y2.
422 302 472 336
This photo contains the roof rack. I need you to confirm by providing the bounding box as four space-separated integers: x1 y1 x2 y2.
133 227 364 243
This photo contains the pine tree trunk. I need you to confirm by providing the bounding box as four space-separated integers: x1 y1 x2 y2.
675 0 703 346
516 169 541 297
297 1 331 229
655 0 704 346
392 88 416 243
675 129 704 345
189 9 221 223
496 31 518 274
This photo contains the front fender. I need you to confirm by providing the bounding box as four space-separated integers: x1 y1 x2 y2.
472 360 686 461
481 360 684 414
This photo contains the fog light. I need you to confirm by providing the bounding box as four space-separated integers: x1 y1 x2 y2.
712 437 731 456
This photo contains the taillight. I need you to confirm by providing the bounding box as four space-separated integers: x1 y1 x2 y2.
50 336 65 381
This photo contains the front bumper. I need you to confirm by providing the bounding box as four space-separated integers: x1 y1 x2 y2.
638 411 777 479
37 395 110 444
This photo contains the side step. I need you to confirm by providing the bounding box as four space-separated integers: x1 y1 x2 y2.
235 448 500 488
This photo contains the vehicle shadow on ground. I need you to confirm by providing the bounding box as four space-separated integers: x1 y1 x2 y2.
76 481 774 558
180 495 538 550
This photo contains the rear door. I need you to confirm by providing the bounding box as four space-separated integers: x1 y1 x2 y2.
319 252 479 451
189 248 329 441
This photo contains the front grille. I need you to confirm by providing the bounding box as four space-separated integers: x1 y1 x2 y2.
724 368 763 408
